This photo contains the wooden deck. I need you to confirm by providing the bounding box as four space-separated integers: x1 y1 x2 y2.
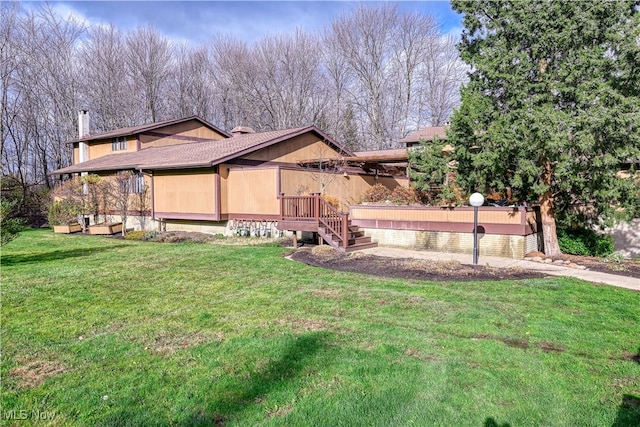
277 194 377 252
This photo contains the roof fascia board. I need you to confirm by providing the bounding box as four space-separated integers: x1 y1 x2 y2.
66 116 231 144
210 126 354 167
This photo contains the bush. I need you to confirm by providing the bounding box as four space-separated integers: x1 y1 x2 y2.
558 227 614 257
361 184 391 203
124 230 146 240
144 230 161 241
435 183 465 207
1 199 23 246
48 199 82 226
389 186 421 205
2 175 50 227
322 194 340 209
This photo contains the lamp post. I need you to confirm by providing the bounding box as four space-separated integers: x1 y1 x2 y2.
469 192 484 265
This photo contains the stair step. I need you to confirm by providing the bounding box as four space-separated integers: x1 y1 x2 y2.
316 218 376 252
326 234 370 245
348 236 371 245
344 242 378 252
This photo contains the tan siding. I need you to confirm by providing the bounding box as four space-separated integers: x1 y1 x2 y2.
226 168 278 215
244 133 341 163
73 145 79 164
219 165 230 214
140 121 226 148
153 169 216 214
89 136 136 159
351 206 523 224
279 169 407 210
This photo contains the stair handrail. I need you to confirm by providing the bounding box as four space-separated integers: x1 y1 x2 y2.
317 194 348 249
279 193 349 249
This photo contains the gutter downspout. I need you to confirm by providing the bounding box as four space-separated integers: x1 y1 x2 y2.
214 165 221 221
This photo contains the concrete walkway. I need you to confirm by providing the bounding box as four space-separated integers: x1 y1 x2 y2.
360 247 640 291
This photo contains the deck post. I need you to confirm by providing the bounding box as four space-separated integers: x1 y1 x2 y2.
342 216 348 249
279 193 285 220
314 193 320 222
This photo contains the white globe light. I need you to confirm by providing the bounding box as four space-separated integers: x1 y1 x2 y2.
469 192 484 207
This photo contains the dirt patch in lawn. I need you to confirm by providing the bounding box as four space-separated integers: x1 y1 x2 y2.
10 358 68 389
290 249 547 282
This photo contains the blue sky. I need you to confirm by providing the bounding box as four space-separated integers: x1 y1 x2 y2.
22 1 463 44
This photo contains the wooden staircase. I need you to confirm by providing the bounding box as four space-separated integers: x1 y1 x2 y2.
278 193 377 253
318 221 377 252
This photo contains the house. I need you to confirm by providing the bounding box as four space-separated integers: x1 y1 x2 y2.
400 126 456 158
52 113 408 251
400 126 449 148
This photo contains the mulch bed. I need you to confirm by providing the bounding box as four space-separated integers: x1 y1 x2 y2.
290 249 548 282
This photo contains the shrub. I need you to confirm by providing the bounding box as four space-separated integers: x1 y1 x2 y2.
48 199 82 226
1 199 23 246
435 183 465 207
558 227 614 257
124 230 146 240
144 230 161 241
361 184 391 203
322 194 340 209
389 186 421 205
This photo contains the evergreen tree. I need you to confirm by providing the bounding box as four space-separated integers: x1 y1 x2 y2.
415 0 640 255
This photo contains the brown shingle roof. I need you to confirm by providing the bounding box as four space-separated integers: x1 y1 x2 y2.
66 115 231 144
353 148 407 158
52 125 352 175
399 126 449 144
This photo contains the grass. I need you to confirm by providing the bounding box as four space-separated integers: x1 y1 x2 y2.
1 229 639 426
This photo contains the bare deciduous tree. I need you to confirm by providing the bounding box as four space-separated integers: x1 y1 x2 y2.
209 35 253 129
170 43 214 119
104 170 133 236
3 3 467 227
323 5 465 149
80 24 138 131
126 25 172 123
3 3 83 191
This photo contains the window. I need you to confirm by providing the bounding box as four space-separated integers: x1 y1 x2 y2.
131 172 145 194
112 136 127 151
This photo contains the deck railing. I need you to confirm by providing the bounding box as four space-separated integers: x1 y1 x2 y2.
279 194 317 220
279 193 349 249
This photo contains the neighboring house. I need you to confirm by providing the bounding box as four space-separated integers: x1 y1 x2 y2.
52 113 407 250
400 126 450 150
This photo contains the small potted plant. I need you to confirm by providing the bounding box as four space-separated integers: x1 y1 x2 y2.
48 199 82 233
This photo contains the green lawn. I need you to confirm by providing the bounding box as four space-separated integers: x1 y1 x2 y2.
1 229 639 426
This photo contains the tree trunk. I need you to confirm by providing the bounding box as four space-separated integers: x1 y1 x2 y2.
539 160 561 256
539 190 561 256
